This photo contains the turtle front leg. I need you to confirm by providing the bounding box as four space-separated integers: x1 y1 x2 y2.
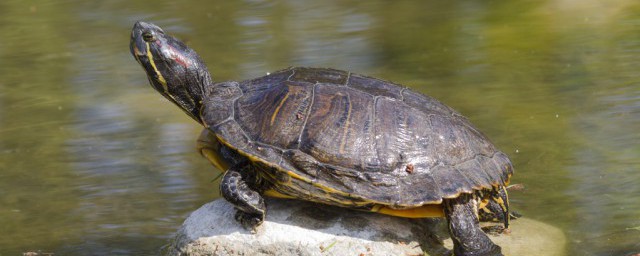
220 165 266 232
444 194 502 256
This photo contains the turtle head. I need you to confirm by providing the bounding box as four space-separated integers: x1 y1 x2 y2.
130 21 211 123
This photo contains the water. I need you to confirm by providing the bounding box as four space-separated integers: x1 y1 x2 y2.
1 1 638 255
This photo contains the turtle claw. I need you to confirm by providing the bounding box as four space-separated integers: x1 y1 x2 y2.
221 166 267 233
235 210 264 232
509 211 522 219
482 225 508 236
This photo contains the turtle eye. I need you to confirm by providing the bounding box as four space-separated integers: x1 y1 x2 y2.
142 31 155 42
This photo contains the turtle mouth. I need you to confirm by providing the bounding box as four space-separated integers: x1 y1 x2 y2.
130 42 145 60
130 21 164 58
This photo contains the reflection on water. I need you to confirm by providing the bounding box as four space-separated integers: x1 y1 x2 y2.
63 103 201 254
0 0 638 255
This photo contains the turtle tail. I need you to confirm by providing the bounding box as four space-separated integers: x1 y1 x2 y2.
492 186 510 229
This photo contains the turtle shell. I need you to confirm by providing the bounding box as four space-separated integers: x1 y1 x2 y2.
201 67 513 208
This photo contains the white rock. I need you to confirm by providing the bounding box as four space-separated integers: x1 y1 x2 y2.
166 199 565 256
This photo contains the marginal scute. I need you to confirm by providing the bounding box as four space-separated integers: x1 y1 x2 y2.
493 152 513 185
476 154 504 187
453 157 495 190
213 120 251 151
285 149 320 178
398 167 443 206
248 143 282 171
205 67 513 207
431 164 473 199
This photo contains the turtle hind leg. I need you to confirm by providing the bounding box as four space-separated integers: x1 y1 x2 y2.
479 186 516 233
444 193 503 256
220 165 266 232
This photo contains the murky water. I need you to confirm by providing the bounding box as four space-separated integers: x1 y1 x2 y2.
1 1 638 255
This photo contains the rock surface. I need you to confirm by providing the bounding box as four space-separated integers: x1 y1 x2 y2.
166 199 566 256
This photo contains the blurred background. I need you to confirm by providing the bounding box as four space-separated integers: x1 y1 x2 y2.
0 0 638 255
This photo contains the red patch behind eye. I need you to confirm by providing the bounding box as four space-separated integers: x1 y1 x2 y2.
167 44 190 68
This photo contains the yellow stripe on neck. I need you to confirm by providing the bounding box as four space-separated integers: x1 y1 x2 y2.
145 42 168 93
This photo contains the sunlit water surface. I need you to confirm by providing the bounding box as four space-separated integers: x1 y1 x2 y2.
0 1 638 255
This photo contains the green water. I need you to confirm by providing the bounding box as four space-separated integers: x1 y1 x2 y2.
1 1 638 255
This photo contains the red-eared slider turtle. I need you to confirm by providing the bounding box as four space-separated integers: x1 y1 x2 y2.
130 21 514 256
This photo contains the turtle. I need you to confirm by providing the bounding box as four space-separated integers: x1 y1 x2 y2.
130 21 514 256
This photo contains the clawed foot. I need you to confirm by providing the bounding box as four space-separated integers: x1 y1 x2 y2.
479 209 521 223
234 210 264 233
221 166 267 233
482 225 509 236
